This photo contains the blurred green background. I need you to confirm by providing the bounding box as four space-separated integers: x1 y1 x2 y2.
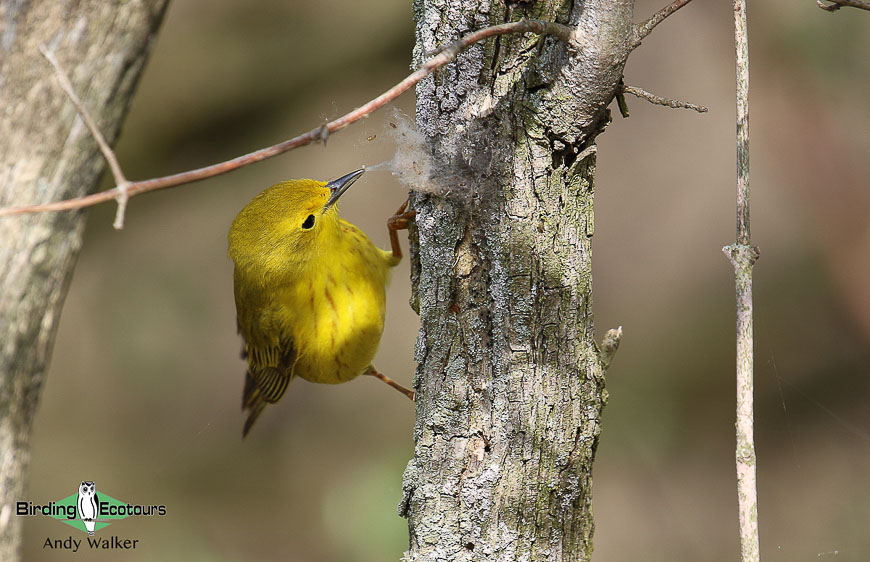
23 0 870 560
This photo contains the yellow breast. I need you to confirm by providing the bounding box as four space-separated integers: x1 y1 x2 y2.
285 220 395 384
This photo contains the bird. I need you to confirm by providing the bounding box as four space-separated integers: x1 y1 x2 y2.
227 169 415 436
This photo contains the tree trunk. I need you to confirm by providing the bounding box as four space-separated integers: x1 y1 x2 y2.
0 1 167 558
401 1 632 560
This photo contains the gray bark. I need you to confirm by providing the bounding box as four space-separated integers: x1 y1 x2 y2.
401 1 633 560
0 1 167 559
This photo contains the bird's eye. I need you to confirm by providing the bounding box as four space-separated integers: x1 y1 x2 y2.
302 214 315 229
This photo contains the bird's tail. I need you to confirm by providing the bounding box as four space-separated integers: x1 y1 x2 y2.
242 373 266 437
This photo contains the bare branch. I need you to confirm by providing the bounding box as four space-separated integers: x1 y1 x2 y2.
428 19 572 57
1 20 572 221
38 46 128 186
40 46 134 229
113 190 129 230
632 0 696 49
817 0 870 11
615 82 631 117
729 0 760 560
575 144 598 163
621 85 708 113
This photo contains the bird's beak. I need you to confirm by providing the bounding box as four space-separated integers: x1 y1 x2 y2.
323 168 364 211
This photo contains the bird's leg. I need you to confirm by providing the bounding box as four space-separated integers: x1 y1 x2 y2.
364 364 415 401
387 199 416 260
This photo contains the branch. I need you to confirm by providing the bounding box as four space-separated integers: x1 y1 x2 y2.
632 0 696 49
39 46 132 228
0 20 572 225
817 0 870 11
620 84 708 113
728 0 760 560
429 20 572 57
615 88 631 118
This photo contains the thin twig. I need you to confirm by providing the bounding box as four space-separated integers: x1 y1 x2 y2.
39 46 133 229
615 80 631 117
429 20 572 57
0 20 572 221
817 0 870 11
621 85 708 113
38 47 127 186
632 0 696 49
575 144 597 164
726 0 760 561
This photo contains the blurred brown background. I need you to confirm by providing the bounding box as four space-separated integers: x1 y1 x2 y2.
23 0 870 560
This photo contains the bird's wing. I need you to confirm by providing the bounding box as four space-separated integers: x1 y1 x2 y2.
240 332 297 437
234 270 300 436
244 344 296 403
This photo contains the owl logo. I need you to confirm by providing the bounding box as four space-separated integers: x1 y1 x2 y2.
77 481 99 536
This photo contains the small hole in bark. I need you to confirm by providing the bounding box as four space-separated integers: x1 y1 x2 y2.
484 444 491 453
465 543 475 551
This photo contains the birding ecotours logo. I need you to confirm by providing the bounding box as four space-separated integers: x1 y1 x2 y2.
16 480 167 535
77 481 98 535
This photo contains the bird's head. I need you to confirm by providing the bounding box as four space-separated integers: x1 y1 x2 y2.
228 169 364 279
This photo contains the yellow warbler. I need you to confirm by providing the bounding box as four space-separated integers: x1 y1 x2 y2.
228 169 415 436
